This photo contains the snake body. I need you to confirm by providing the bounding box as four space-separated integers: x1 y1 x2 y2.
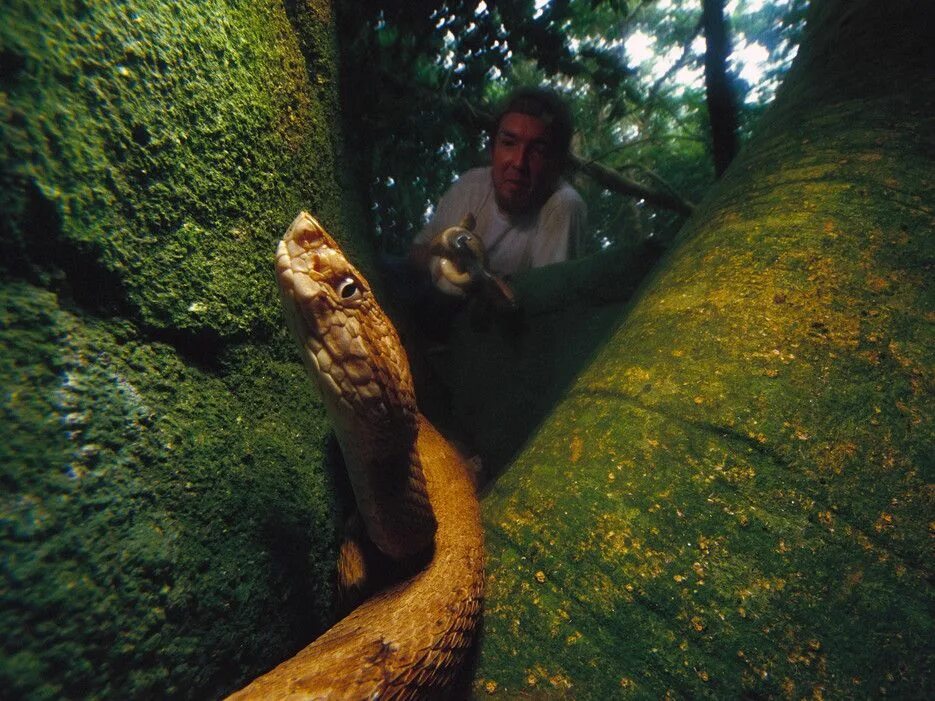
228 212 484 699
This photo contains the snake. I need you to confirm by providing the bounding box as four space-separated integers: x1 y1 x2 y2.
227 212 484 700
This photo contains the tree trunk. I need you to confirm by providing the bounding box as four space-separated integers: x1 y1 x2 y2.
473 0 934 696
702 0 740 176
0 1 361 698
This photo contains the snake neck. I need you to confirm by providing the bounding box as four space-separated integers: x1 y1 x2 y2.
331 411 435 561
277 212 437 559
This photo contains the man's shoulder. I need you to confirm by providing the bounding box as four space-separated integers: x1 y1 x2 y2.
440 167 493 216
452 166 492 190
544 179 586 212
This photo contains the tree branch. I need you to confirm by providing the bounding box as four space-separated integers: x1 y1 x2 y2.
568 155 694 215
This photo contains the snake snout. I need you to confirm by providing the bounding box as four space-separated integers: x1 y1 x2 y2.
287 211 327 249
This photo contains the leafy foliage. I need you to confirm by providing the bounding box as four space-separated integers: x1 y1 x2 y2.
337 0 808 255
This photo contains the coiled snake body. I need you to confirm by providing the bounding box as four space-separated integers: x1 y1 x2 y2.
228 213 484 699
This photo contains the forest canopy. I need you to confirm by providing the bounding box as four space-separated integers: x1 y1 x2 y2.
337 0 809 255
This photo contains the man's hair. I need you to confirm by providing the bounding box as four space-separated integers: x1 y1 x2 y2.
491 86 574 165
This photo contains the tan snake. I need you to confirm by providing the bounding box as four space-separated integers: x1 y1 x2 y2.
228 212 484 699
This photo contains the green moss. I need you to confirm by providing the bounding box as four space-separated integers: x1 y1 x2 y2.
1 282 341 699
0 1 358 697
1 0 362 336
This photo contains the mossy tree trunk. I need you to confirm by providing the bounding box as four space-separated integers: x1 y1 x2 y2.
1 1 364 698
474 1 933 697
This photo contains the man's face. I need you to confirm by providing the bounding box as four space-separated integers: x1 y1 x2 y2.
491 112 560 215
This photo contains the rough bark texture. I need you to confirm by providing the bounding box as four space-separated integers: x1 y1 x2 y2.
0 1 362 698
472 0 933 697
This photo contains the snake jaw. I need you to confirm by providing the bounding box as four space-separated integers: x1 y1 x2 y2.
277 213 383 407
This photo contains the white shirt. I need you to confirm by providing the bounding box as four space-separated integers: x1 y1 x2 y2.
416 167 586 277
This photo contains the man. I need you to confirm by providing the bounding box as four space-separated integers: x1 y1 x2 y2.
410 86 586 281
396 88 587 476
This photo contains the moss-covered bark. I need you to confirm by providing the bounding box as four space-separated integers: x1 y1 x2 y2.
474 1 933 697
1 1 359 698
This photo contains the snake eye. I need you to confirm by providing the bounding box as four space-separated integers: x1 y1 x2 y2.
336 277 361 301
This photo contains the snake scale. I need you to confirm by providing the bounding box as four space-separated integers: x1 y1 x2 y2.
228 212 484 700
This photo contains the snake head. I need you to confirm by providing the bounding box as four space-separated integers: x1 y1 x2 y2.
276 212 417 425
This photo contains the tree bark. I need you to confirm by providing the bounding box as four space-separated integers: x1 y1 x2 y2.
0 1 357 698
473 0 934 696
702 0 740 176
